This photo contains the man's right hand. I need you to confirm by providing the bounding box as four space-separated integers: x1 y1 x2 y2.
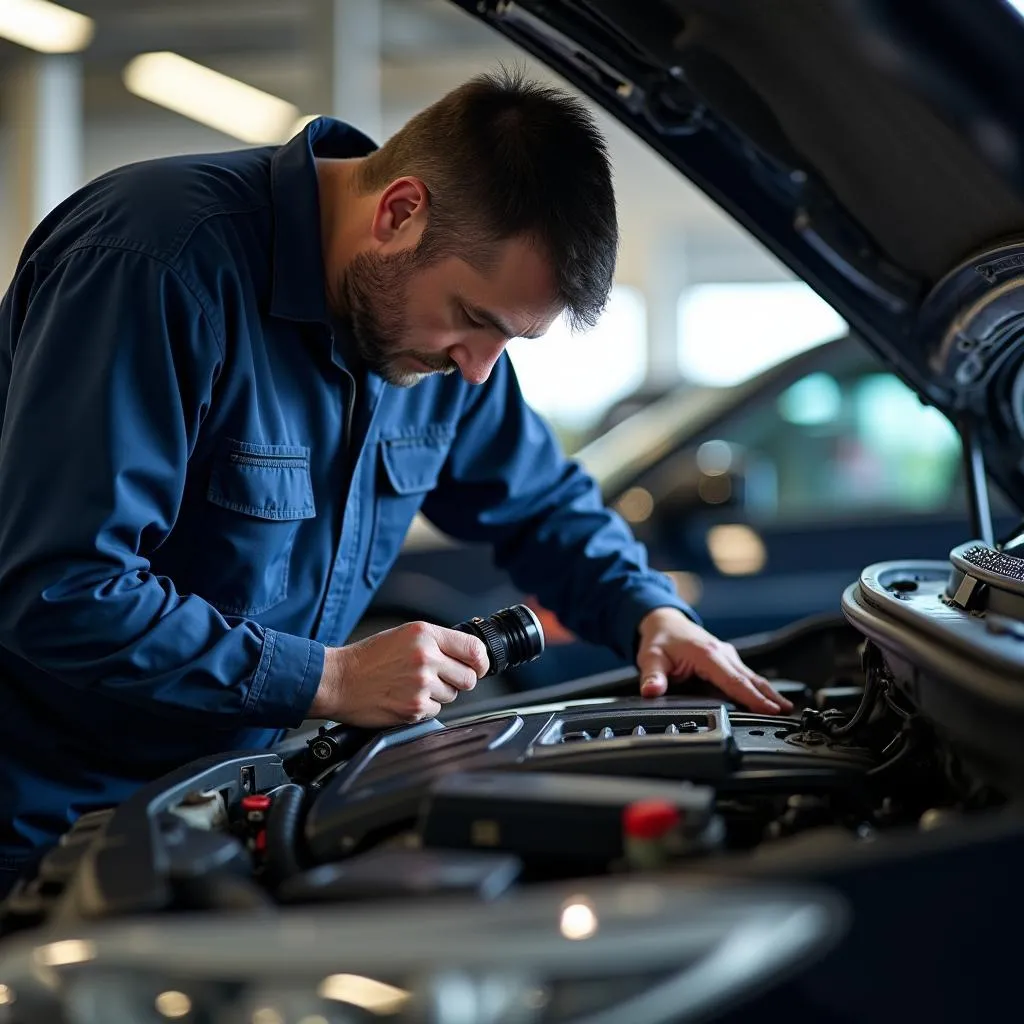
309 621 489 727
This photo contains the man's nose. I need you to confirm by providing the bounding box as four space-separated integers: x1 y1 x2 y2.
451 338 507 385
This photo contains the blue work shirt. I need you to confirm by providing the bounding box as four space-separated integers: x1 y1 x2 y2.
0 118 692 878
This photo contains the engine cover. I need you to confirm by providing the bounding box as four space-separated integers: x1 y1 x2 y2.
304 698 875 862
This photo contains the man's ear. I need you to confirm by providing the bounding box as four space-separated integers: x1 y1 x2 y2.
370 176 429 249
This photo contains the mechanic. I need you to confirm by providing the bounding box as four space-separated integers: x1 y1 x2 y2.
0 69 792 893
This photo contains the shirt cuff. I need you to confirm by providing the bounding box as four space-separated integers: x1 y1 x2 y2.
610 580 701 664
245 628 326 727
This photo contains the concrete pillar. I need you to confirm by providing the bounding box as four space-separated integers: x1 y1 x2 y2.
7 55 84 254
306 0 383 141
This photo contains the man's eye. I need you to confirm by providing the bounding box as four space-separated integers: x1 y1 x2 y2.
461 308 485 329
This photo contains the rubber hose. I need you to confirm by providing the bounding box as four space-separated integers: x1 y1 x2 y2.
828 651 881 737
262 783 306 889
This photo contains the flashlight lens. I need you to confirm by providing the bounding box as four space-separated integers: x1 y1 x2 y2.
452 604 546 676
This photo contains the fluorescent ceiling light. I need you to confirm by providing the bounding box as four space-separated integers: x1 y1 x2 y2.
0 0 94 53
123 52 299 145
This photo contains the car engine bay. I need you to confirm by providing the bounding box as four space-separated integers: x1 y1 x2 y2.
3 540 1024 1023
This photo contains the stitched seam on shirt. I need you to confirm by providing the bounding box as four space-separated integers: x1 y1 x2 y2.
165 201 270 260
247 628 279 715
378 423 457 443
49 237 228 360
206 499 313 519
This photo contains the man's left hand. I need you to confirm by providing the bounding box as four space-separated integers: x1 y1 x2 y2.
636 607 794 715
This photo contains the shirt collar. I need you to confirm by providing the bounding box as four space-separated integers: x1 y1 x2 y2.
269 116 378 324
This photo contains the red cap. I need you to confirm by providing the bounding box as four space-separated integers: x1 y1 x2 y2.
623 800 681 839
241 794 272 812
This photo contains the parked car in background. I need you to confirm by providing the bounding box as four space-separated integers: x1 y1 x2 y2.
361 332 1015 690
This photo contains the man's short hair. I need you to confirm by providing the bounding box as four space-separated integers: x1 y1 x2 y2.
357 66 618 331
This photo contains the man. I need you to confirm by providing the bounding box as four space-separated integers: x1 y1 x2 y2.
0 69 791 891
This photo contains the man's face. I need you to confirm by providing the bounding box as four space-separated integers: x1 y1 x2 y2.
338 234 562 388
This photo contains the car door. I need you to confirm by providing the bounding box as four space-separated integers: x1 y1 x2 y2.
624 355 1015 640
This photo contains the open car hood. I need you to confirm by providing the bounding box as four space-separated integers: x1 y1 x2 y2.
451 0 1024 519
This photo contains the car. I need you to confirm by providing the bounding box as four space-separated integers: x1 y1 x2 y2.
366 333 1016 691
5 3 1024 1023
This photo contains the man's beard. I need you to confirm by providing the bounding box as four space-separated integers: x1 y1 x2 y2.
338 250 458 387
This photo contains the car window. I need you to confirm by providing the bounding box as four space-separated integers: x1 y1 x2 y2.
712 367 965 520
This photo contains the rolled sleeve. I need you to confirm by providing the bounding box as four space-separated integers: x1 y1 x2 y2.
247 630 326 727
611 582 698 663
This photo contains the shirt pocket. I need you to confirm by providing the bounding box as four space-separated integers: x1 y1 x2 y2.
365 429 453 588
202 440 315 616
